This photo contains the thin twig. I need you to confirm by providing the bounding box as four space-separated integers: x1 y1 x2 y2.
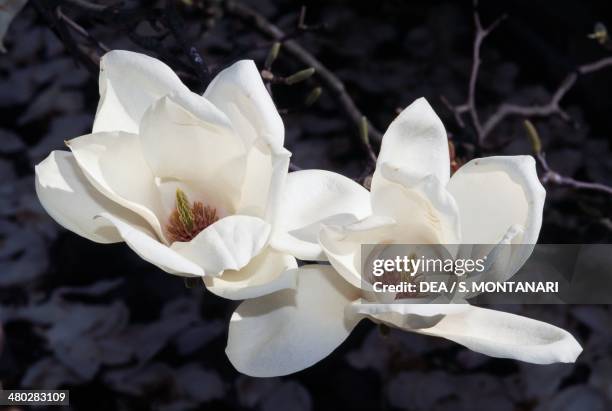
443 0 505 144
32 0 99 75
537 152 612 196
440 96 467 128
444 2 612 150
446 4 612 198
297 6 307 30
278 6 328 42
63 0 109 12
524 120 612 196
481 57 612 138
225 0 381 164
467 2 507 143
56 7 110 53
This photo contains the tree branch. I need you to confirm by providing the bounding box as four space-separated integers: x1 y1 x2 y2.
225 0 381 163
481 57 612 138
444 2 612 152
467 3 506 142
523 120 612 196
62 0 109 13
537 152 612 196
56 6 109 54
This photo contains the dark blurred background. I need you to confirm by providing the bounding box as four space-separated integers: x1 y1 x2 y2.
1 0 611 410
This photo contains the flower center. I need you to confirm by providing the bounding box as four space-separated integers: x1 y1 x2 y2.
166 189 218 243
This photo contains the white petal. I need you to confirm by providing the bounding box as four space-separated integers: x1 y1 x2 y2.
348 301 471 330
454 225 528 295
66 131 165 240
237 138 291 223
139 95 247 213
319 216 397 289
371 163 460 243
93 50 189 133
375 98 450 186
448 156 545 244
226 265 361 377
447 156 545 277
271 170 372 261
35 151 124 243
97 212 204 276
204 248 297 300
204 60 284 149
418 305 582 364
170 215 271 276
320 215 445 290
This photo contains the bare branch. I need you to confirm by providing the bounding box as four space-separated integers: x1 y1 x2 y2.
468 8 507 142
56 7 110 53
444 2 612 150
440 96 467 128
442 1 506 144
225 0 381 165
579 55 612 74
63 0 109 13
537 152 612 196
523 120 612 196
481 57 612 138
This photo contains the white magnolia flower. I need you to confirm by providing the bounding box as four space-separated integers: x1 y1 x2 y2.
35 50 300 299
226 98 583 377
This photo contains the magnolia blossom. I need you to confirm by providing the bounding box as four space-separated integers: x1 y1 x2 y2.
227 98 583 377
35 50 300 299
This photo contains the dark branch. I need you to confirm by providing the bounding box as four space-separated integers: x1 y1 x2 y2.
523 120 612 196
467 2 507 143
537 152 612 196
225 0 381 165
444 2 612 152
481 57 612 138
63 0 109 13
56 6 110 53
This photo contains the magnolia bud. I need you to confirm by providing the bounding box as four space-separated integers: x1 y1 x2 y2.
285 67 315 85
304 87 322 106
265 42 281 69
523 119 542 154
360 116 369 146
588 22 609 45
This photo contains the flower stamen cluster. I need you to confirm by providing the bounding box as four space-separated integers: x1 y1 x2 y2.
166 189 218 243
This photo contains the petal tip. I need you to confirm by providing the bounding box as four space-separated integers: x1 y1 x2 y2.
560 334 583 363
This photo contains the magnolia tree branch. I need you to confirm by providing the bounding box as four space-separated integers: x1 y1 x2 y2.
31 0 100 75
444 2 612 197
524 120 612 196
537 152 612 195
225 0 380 165
481 57 612 139
56 6 109 54
34 0 211 90
444 2 612 147
441 1 506 145
466 8 507 141
62 0 110 12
